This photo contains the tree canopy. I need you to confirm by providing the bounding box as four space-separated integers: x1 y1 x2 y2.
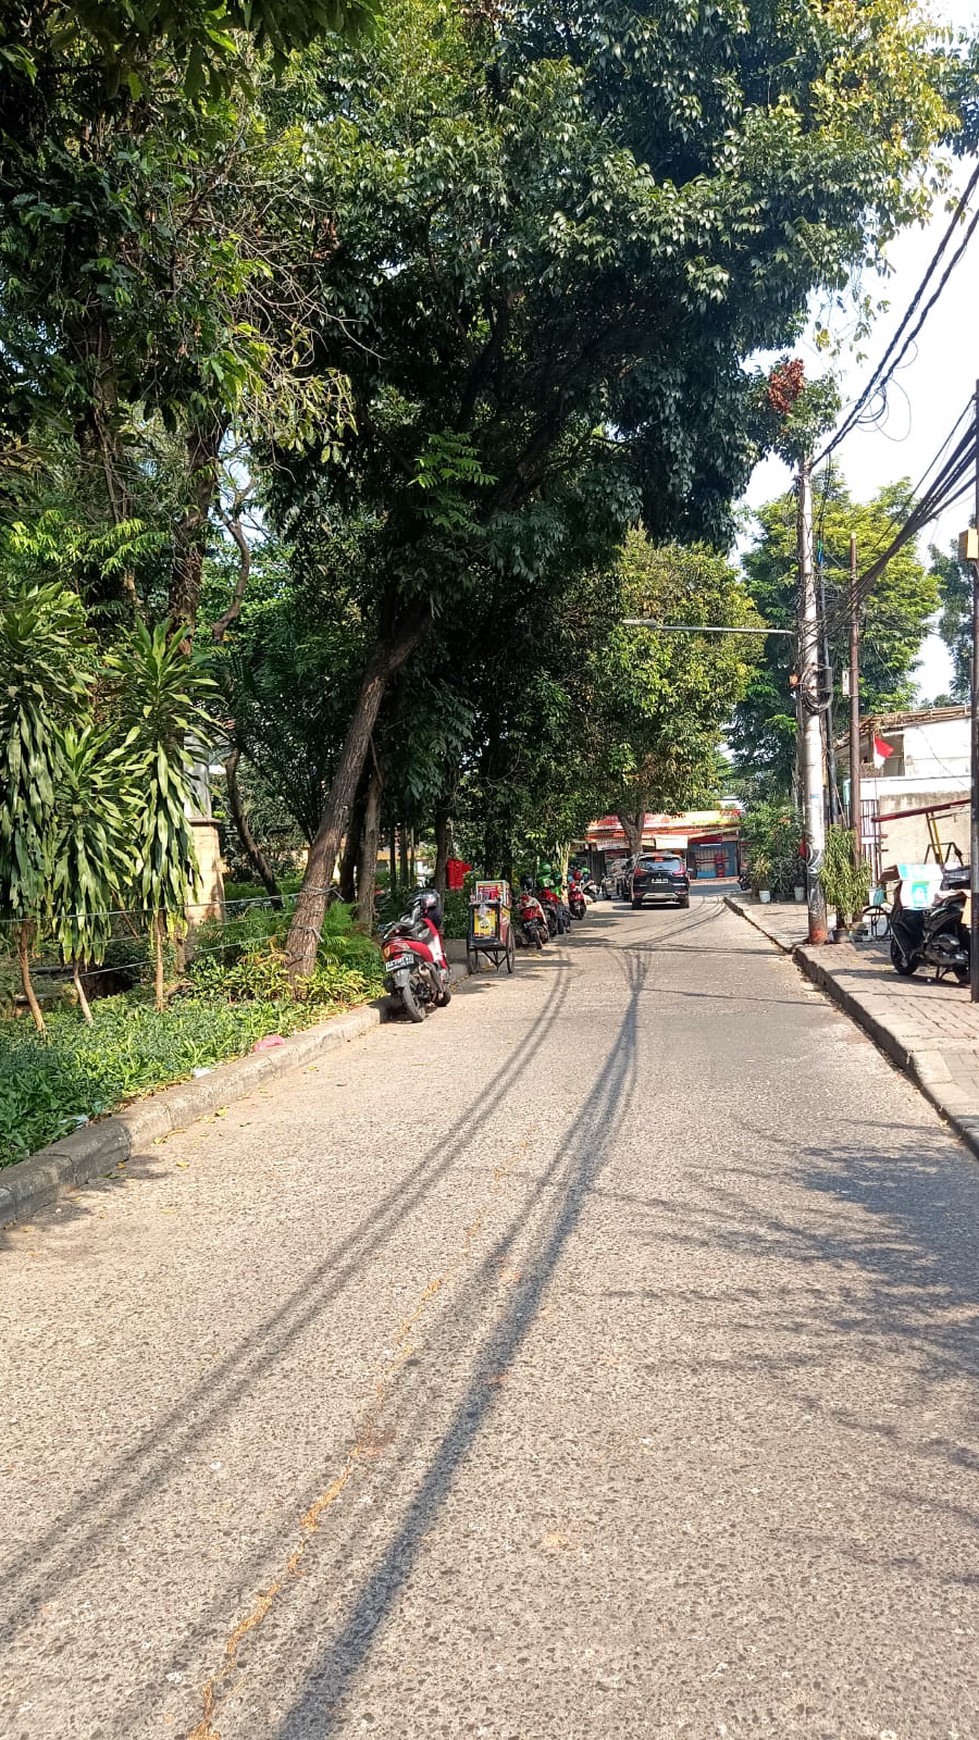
0 0 968 986
730 473 940 797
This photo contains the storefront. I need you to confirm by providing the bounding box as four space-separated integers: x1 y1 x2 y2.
690 835 739 880
586 810 743 879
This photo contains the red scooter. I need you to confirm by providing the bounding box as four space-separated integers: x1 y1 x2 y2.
381 890 452 1023
516 887 549 949
537 883 571 936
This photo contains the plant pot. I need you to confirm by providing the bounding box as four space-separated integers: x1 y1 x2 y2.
758 889 772 904
832 925 848 943
793 886 805 903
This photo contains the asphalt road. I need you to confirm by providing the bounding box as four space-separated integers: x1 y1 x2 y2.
4 890 979 1740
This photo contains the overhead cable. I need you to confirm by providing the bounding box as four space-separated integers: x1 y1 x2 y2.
817 160 979 465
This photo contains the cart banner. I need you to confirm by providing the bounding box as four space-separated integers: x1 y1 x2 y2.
474 879 509 904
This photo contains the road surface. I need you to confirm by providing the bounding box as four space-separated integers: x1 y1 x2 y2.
3 891 979 1739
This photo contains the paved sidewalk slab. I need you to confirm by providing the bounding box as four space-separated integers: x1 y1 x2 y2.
726 893 979 1160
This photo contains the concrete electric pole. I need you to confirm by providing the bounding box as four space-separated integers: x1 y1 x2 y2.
849 532 861 865
798 454 828 944
971 382 979 1001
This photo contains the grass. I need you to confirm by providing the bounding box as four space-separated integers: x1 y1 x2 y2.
0 913 384 1169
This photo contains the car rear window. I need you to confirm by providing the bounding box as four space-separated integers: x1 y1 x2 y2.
638 856 682 872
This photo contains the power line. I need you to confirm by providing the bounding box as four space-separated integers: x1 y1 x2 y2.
822 408 978 639
818 160 979 465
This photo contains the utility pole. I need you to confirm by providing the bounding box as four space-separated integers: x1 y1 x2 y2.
818 548 841 825
798 453 828 943
971 381 979 1001
849 532 861 864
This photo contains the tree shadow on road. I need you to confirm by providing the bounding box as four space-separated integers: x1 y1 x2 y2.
263 950 649 1739
0 967 578 1664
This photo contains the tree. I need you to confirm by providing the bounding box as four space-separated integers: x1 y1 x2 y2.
593 533 761 855
931 540 971 702
279 0 955 977
0 20 354 630
731 474 940 795
4 0 380 97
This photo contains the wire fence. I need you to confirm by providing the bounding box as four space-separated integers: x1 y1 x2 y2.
0 892 303 986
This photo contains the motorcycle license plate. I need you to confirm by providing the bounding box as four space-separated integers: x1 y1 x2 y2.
385 952 415 971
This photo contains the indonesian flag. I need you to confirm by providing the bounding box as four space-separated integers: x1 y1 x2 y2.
873 733 895 769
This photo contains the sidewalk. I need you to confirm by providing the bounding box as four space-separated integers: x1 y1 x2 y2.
726 893 979 1160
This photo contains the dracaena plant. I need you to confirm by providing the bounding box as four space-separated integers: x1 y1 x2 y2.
0 582 90 1031
49 727 137 1024
111 620 215 1010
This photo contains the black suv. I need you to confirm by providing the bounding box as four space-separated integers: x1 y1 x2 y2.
630 853 690 910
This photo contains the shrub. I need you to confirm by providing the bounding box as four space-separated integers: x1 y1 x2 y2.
742 803 803 899
820 825 872 926
0 917 383 1168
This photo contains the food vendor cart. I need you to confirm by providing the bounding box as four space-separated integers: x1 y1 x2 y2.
467 879 515 975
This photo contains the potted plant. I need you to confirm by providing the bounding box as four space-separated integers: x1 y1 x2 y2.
819 825 872 941
751 851 773 903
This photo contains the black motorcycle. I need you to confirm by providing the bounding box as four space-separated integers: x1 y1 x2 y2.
890 869 970 984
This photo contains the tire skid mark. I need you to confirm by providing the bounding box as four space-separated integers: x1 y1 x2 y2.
187 1136 530 1740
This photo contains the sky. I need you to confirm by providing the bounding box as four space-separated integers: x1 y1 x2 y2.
741 0 979 699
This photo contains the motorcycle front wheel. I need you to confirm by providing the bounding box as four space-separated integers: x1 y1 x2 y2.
890 937 918 977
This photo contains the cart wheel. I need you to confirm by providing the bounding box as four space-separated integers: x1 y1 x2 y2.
466 942 476 975
505 929 515 974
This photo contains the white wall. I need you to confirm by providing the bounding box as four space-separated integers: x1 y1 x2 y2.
901 719 969 782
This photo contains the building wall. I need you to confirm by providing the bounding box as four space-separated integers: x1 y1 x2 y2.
901 718 969 781
873 788 970 871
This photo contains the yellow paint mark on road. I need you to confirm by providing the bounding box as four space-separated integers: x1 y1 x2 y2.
189 1133 530 1740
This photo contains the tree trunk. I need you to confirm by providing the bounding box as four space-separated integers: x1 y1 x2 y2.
388 822 397 899
17 925 45 1034
338 777 367 904
154 912 165 1013
73 960 93 1025
224 748 282 907
617 810 645 858
170 416 226 629
285 614 428 981
356 768 382 929
398 825 410 890
433 798 451 895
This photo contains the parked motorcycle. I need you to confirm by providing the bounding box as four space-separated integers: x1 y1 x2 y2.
889 868 970 984
537 883 571 937
516 887 549 950
567 877 587 920
381 890 452 1021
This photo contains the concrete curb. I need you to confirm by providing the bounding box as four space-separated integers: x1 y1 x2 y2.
724 894 979 1162
0 1000 385 1228
722 894 797 953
